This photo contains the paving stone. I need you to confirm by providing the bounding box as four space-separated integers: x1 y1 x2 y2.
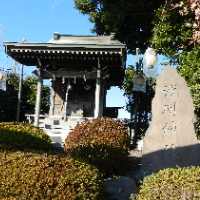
104 176 137 200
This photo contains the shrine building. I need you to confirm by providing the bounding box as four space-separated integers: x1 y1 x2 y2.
3 33 127 145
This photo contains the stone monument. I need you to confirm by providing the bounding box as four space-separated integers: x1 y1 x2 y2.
141 66 200 172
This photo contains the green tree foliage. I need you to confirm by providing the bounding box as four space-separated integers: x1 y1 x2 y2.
151 1 200 137
188 67 200 138
74 0 166 53
0 73 50 122
121 65 136 102
73 0 164 124
0 73 19 122
22 76 50 115
151 1 199 62
74 0 200 139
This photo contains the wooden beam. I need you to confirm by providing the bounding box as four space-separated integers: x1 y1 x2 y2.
33 70 97 79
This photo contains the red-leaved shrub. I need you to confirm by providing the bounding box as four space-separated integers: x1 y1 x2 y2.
65 117 130 178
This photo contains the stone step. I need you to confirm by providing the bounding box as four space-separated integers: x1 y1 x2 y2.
45 130 70 142
49 136 62 143
38 116 91 149
41 120 81 127
42 116 92 124
44 124 75 130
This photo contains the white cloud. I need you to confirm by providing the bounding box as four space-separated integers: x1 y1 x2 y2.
51 0 66 9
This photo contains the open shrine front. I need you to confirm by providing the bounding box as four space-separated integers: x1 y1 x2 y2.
67 78 95 117
51 77 100 117
3 33 126 126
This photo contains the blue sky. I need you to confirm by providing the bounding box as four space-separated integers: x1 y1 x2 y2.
0 0 165 118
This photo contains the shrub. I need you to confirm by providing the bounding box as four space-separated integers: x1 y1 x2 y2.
64 117 130 178
0 151 104 200
0 122 53 151
134 166 200 199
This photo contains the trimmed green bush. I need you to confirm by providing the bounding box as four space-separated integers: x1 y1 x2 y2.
0 122 53 151
0 151 104 200
64 117 130 178
135 166 200 199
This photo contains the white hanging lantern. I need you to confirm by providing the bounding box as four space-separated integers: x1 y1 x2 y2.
67 84 72 90
143 47 158 79
133 75 147 93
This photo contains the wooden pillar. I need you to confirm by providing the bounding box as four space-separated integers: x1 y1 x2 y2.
34 69 43 127
101 80 106 116
99 80 105 116
94 58 101 118
49 76 56 115
64 78 69 121
16 64 24 122
95 72 101 118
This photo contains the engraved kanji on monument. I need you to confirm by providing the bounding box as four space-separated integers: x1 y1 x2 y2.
141 66 200 172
